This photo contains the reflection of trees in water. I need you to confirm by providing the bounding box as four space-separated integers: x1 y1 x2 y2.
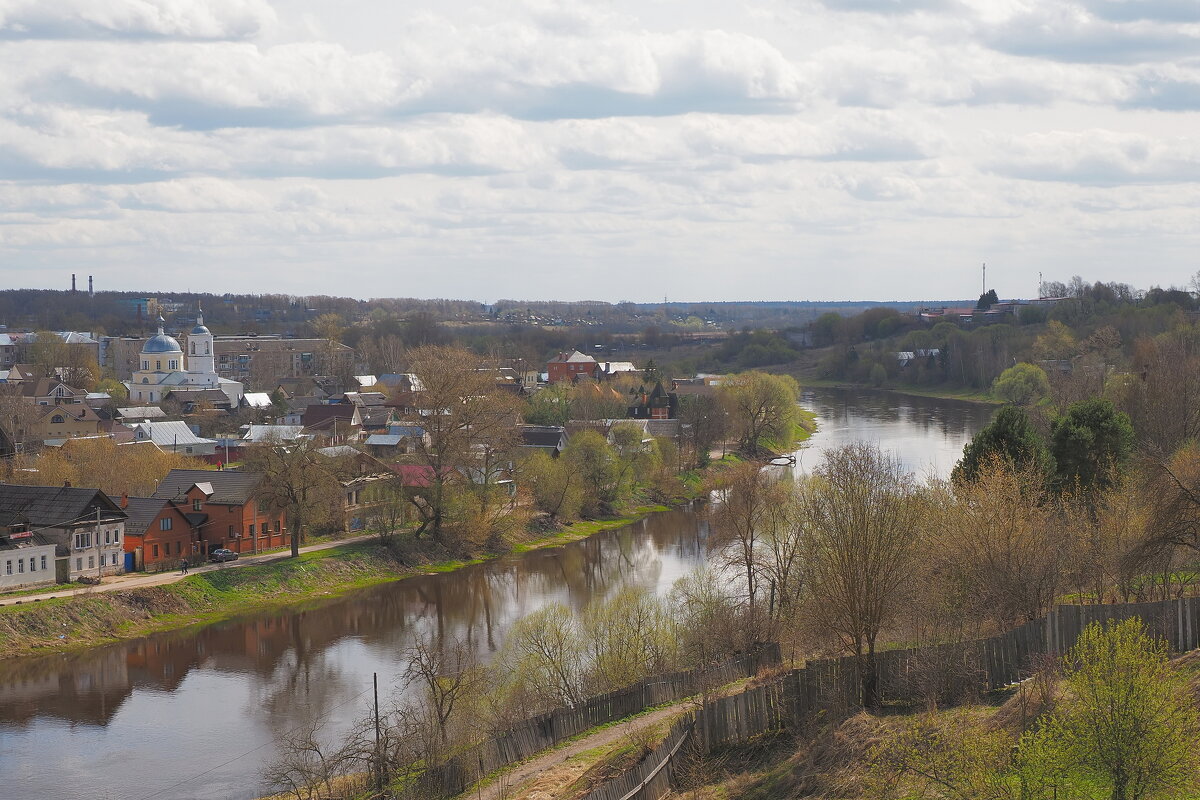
799 388 992 474
0 510 706 739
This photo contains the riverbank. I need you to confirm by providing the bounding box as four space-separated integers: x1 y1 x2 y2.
797 376 1001 405
0 505 670 661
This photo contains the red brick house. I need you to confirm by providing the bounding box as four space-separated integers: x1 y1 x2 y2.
151 469 288 556
546 351 600 383
121 496 198 570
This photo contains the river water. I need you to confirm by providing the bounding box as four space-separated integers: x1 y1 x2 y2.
0 388 992 800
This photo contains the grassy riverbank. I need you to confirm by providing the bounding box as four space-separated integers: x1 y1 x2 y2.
797 376 1001 405
0 506 670 661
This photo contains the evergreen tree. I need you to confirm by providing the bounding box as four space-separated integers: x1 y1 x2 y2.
1049 396 1133 494
952 405 1053 487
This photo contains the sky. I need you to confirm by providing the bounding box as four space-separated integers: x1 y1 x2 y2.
0 0 1198 303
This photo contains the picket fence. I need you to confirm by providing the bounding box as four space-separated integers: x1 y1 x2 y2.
581 597 1200 800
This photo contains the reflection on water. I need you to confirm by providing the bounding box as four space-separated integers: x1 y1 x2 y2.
795 387 994 479
0 511 707 800
0 389 990 800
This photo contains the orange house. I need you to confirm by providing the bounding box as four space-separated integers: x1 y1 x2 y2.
151 469 288 556
121 496 198 569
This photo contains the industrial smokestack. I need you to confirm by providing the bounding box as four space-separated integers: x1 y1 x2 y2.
71 274 76 293
88 275 93 297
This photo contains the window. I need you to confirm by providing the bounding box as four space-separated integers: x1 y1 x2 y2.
18 560 23 573
156 360 161 370
190 342 195 355
142 360 149 370
5 561 10 575
169 360 178 370
104 530 111 545
29 558 35 572
249 524 255 537
51 414 64 424
114 529 120 543
76 558 82 571
160 518 173 531
193 499 202 511
111 553 118 566
185 447 193 454
152 545 159 558
88 556 94 569
40 556 46 570
205 342 210 355
228 525 235 537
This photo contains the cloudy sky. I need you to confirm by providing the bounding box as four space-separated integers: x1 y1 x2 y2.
1 0 1198 302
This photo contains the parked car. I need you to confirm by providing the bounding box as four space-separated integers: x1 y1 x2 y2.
209 548 239 563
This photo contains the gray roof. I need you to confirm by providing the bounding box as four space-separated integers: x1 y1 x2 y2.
122 497 169 537
0 485 126 528
127 420 215 448
152 469 264 505
116 406 167 419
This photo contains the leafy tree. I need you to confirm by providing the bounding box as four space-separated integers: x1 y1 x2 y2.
952 405 1053 487
523 383 570 427
976 288 999 310
1033 320 1077 361
1049 397 1133 495
523 450 582 522
717 371 800 456
562 429 622 517
992 363 1049 406
1021 618 1200 800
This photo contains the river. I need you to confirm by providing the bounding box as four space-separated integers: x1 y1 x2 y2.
0 388 993 800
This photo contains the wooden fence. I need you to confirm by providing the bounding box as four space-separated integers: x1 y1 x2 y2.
413 645 780 798
583 597 1200 800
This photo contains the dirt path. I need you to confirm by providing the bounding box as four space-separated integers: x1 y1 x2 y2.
470 701 694 800
0 533 378 607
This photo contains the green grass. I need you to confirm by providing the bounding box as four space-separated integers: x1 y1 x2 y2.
798 376 1001 405
510 505 671 554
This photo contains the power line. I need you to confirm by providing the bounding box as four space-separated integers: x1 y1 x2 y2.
131 683 377 800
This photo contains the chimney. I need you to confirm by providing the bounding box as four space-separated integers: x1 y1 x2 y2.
63 480 71 488
88 276 93 297
71 274 76 293
120 493 129 509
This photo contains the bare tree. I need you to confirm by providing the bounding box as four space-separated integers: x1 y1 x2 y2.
405 345 519 542
245 437 350 557
402 632 485 755
802 442 923 709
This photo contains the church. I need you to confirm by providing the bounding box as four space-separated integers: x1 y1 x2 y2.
125 308 244 407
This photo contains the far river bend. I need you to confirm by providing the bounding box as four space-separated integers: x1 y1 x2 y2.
0 388 993 800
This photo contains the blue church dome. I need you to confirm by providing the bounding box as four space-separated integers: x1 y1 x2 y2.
143 316 182 354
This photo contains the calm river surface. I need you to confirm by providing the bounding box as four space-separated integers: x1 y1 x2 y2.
0 388 992 800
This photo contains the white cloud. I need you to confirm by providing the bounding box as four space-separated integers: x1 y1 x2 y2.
0 0 276 40
1 0 1199 301
983 129 1200 184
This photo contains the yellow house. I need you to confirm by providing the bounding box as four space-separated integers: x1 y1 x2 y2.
32 403 101 442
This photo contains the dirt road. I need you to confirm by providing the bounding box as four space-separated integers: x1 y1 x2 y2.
472 700 694 800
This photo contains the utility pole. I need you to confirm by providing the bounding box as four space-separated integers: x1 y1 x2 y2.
373 672 384 795
95 506 102 581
